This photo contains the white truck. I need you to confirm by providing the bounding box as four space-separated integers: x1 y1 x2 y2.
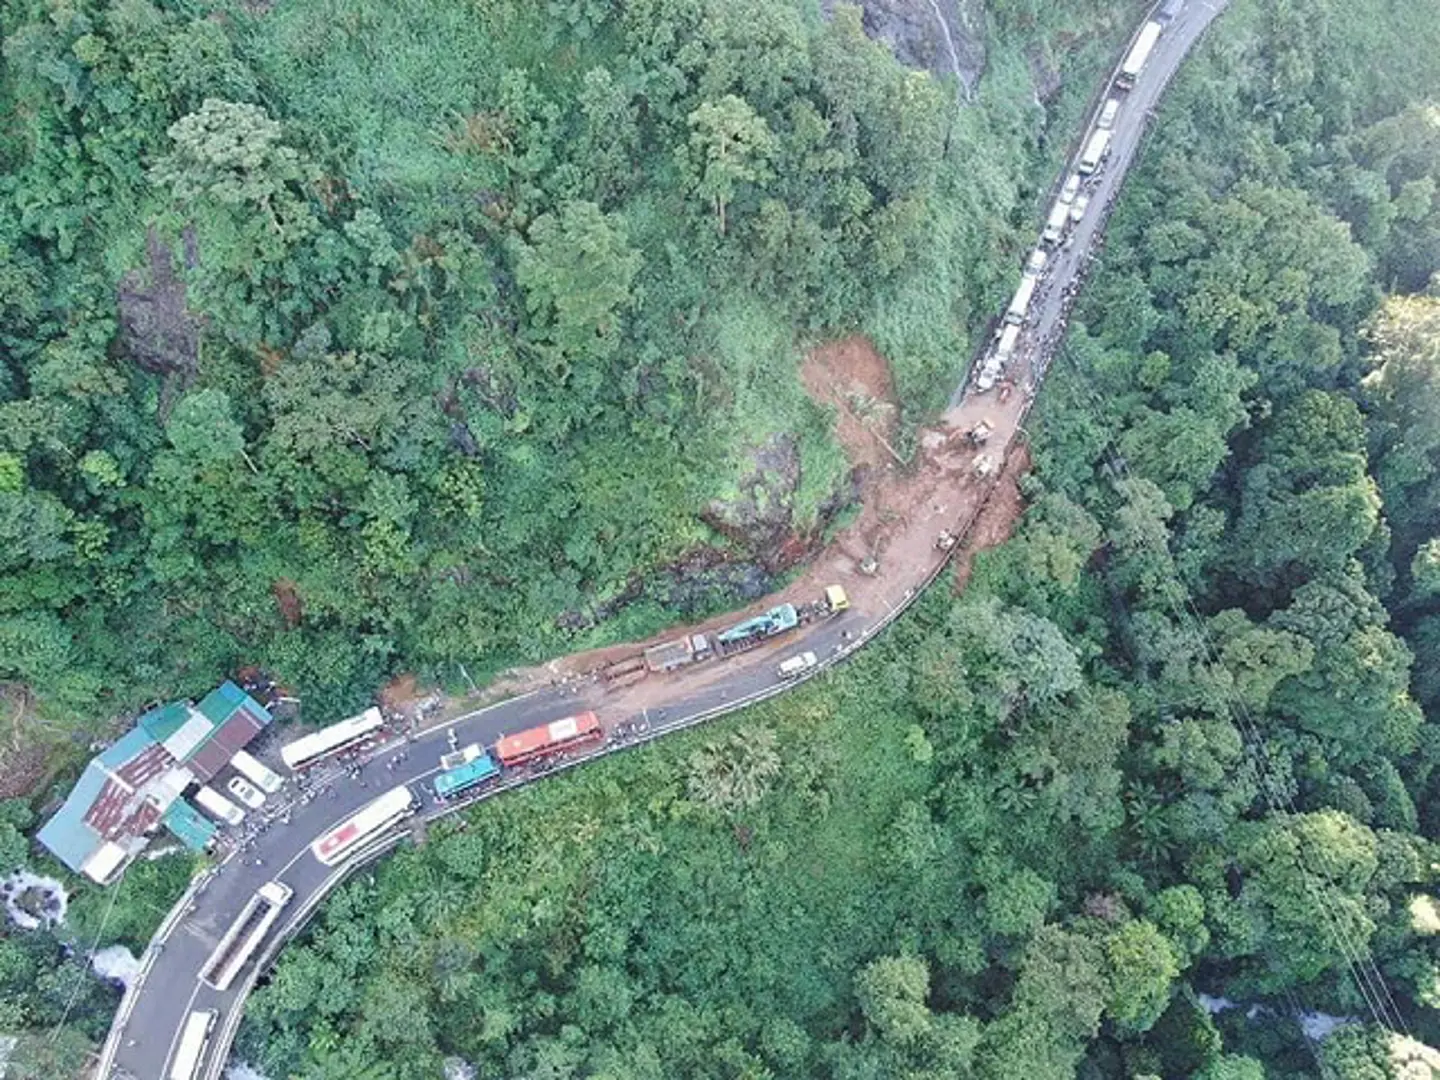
1005 274 1038 326
1042 199 1070 244
1118 20 1162 89
1079 129 1112 175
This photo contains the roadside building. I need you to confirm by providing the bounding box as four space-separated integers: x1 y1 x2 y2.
37 681 273 884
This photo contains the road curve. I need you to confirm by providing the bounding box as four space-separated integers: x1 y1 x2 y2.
101 4 1228 1077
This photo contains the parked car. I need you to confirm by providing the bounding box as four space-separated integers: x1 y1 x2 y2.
227 775 266 810
1070 194 1091 223
1098 98 1120 129
1059 173 1081 204
778 651 819 679
1025 248 1047 276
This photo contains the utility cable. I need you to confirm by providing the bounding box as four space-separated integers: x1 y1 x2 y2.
1045 335 1412 1038
52 869 126 1040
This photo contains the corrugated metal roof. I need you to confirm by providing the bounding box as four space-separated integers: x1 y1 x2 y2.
162 710 214 763
197 681 273 727
162 799 217 851
137 701 191 744
97 727 156 770
38 681 275 881
81 841 130 884
36 763 109 872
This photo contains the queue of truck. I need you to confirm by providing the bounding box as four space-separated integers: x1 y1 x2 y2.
973 6 1173 397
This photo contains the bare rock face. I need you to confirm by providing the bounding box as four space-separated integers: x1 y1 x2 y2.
703 434 803 565
116 228 200 378
822 0 986 90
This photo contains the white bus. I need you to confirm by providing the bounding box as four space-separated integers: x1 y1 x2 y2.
1078 128 1112 175
1118 20 1162 88
1005 275 1038 325
169 1009 217 1080
311 785 416 866
200 880 294 992
280 707 385 771
193 785 244 827
230 749 283 794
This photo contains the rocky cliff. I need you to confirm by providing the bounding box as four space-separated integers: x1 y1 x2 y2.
822 0 987 91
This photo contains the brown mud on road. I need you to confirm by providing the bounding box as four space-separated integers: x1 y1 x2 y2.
431 335 1036 726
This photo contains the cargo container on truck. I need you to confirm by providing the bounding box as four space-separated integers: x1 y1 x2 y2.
1118 21 1162 88
1078 129 1112 175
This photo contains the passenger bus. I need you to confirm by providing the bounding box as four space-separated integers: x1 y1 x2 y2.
280 707 385 771
433 750 500 800
311 785 416 866
230 749 283 794
494 712 603 767
168 1009 217 1080
200 880 294 991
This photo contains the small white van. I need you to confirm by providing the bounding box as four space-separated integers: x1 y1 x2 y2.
778 652 819 679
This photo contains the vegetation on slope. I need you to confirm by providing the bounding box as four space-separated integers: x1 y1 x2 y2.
0 0 1137 1071
0 0 1133 735
234 0 1440 1077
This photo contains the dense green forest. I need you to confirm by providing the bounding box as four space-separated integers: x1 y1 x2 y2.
0 0 1140 1070
5 0 1440 1075
0 0 1133 736
222 0 1440 1078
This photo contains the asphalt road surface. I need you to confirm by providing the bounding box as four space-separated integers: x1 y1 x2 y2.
104 4 1229 1077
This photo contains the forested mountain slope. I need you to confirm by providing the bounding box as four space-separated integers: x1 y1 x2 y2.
0 0 1137 739
227 0 1440 1077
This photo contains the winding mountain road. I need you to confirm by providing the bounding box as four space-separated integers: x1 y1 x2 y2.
100 3 1228 1077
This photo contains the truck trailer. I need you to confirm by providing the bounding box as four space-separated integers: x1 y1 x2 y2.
644 633 713 673
716 604 799 653
1118 20 1162 88
1005 274 1038 325
1078 129 1112 175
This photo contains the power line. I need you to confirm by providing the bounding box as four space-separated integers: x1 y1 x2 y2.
52 871 127 1041
1045 333 1411 1039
